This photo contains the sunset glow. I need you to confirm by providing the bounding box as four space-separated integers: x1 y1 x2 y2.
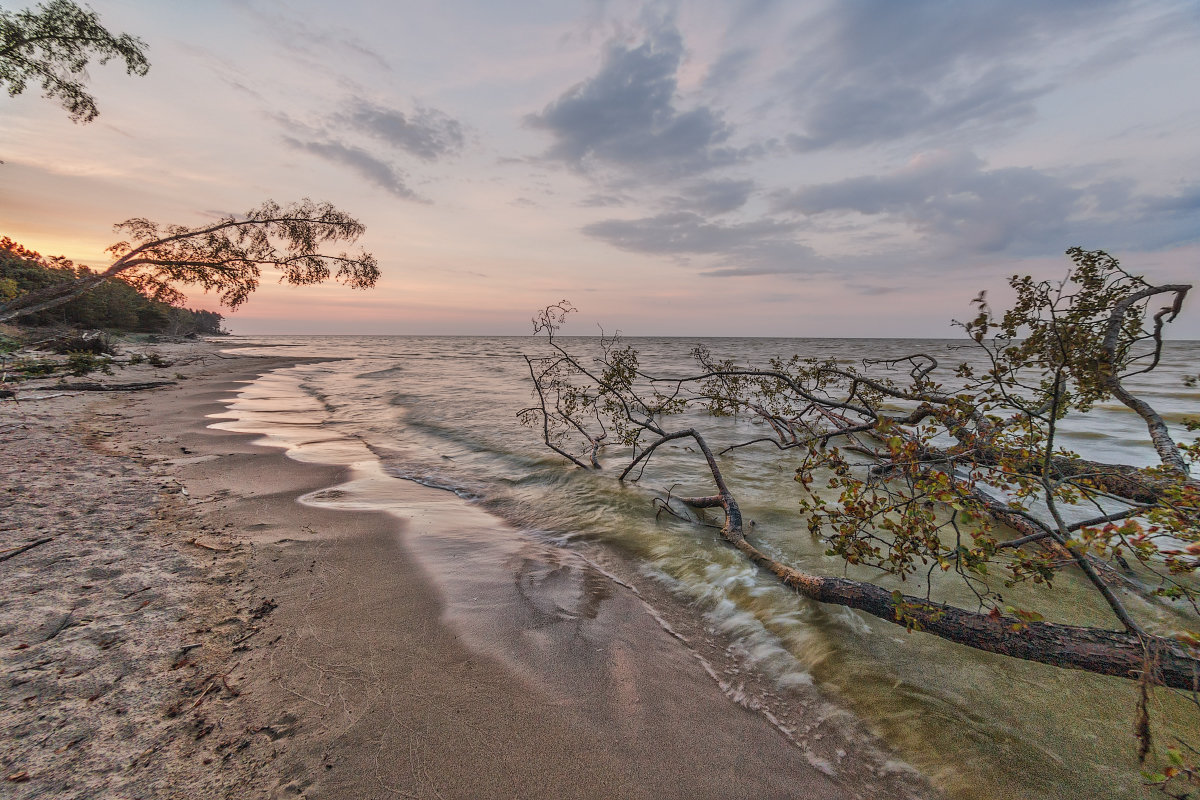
2 0 1198 336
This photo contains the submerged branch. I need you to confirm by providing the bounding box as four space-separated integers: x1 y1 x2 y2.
1098 283 1192 476
732 529 1200 691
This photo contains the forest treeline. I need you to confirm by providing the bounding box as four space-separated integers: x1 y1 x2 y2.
0 237 225 335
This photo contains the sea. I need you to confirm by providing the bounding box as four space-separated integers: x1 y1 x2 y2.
210 334 1200 800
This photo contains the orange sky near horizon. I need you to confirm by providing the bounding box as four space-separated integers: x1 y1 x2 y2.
3 0 1199 337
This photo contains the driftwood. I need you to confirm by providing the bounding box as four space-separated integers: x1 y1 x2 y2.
1 381 175 400
2 380 178 399
185 537 230 553
653 427 1200 691
729 522 1200 691
49 380 176 392
0 537 54 563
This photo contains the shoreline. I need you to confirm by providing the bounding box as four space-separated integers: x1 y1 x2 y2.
2 339 935 798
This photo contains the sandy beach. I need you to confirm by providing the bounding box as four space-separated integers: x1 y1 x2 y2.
1 339 935 799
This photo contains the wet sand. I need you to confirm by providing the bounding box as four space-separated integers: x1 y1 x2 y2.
2 341 936 798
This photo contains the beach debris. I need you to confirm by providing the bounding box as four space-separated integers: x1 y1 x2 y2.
0 536 54 563
3 380 177 400
51 380 176 392
185 537 231 553
188 673 241 711
249 598 277 620
232 627 260 647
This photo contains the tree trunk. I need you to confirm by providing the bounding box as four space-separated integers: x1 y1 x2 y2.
0 273 109 323
726 533 1200 691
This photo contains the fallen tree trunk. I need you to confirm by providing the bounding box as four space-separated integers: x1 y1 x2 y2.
663 450 1200 690
39 381 175 392
728 530 1200 691
0 273 110 323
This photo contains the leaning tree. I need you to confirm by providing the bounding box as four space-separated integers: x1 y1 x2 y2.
522 248 1198 790
0 199 380 324
1 0 149 123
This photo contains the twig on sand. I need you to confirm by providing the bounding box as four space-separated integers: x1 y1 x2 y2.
233 627 261 645
190 673 240 709
0 537 54 563
53 381 176 392
189 681 215 710
185 538 231 553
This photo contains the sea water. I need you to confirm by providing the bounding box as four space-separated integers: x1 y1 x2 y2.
211 334 1200 800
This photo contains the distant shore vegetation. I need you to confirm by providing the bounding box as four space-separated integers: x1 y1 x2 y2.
0 237 225 336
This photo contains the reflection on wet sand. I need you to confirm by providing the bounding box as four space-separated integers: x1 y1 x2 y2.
210 366 933 799
210 334 1200 800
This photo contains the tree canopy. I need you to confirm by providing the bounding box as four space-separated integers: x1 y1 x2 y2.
523 249 1199 789
0 199 380 324
0 0 149 123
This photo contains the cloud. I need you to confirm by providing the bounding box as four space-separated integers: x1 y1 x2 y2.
777 0 1130 150
270 98 465 198
786 67 1045 153
230 0 392 72
582 211 818 274
1119 184 1200 250
701 47 754 91
768 151 1200 264
282 137 421 200
527 21 746 178
1143 183 1200 215
579 193 630 208
847 282 907 296
345 100 465 161
775 151 1083 254
664 179 756 215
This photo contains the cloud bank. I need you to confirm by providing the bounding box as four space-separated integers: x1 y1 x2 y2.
528 22 748 179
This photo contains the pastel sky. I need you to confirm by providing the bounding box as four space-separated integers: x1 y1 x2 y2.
2 0 1199 336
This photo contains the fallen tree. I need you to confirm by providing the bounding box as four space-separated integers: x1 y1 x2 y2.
0 199 379 324
522 248 1199 785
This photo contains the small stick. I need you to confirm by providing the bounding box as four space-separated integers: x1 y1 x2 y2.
232 627 260 645
189 681 215 710
0 537 53 563
185 538 230 553
218 674 240 696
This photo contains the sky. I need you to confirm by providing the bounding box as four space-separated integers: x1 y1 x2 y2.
2 0 1198 337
